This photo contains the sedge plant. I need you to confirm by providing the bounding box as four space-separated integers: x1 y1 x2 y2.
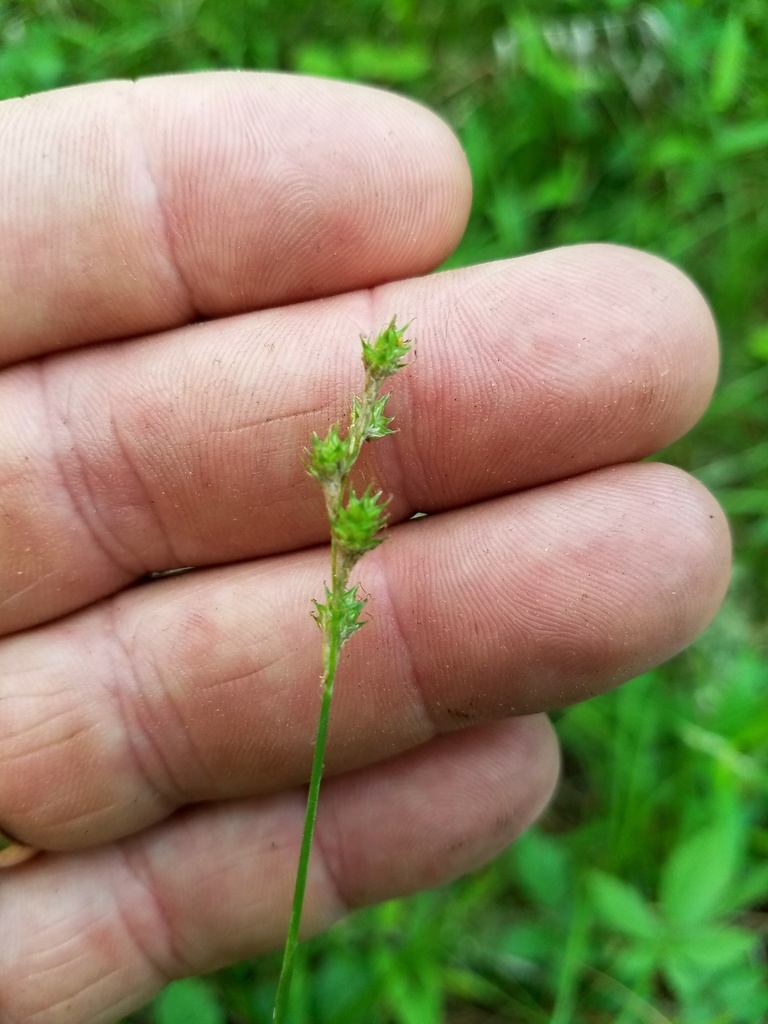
272 318 413 1022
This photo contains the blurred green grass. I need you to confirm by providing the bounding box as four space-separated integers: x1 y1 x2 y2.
2 1 766 1021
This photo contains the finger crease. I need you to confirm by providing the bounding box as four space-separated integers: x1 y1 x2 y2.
35 360 145 580
116 840 189 985
372 548 437 744
101 602 185 816
126 83 198 320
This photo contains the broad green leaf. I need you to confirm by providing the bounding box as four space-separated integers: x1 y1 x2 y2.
678 721 766 785
716 120 768 158
291 42 347 79
645 133 703 168
613 945 659 986
499 920 558 962
345 40 430 84
707 963 768 1020
710 13 747 112
587 871 661 940
530 152 587 211
726 863 768 913
153 978 226 1024
660 819 743 926
747 325 768 363
671 924 757 973
386 967 443 1024
515 830 571 909
718 487 768 517
664 927 758 1005
663 951 706 1004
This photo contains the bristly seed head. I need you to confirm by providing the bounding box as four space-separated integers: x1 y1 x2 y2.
305 423 351 483
351 394 395 441
361 318 413 382
332 485 389 556
305 318 412 615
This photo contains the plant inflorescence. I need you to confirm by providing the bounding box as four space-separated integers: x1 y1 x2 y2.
272 318 413 1022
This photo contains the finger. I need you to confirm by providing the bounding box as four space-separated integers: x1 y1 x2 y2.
0 829 37 867
0 71 470 366
0 463 729 850
0 716 558 1024
0 245 718 634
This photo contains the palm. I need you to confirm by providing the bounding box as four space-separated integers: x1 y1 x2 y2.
0 72 729 1024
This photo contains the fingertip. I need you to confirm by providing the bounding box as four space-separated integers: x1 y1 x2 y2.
572 243 720 434
133 71 473 316
318 715 561 909
0 71 472 364
635 461 732 631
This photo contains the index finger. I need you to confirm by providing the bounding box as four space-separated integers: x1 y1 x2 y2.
0 71 471 367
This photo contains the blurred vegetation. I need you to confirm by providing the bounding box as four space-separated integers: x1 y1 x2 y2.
1 0 766 1021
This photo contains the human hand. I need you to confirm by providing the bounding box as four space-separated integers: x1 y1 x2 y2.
0 72 730 1023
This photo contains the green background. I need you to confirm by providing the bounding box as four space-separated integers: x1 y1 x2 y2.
2 0 766 1021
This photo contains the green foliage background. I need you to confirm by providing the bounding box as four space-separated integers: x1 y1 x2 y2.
2 1 766 1021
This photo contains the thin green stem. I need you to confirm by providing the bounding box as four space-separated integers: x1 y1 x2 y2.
272 542 344 1023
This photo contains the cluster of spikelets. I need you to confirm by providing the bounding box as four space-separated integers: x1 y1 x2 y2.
305 318 413 642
